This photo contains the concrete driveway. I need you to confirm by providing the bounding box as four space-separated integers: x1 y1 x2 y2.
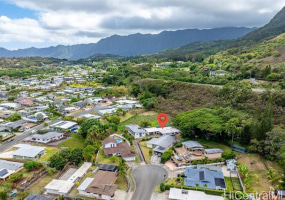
131 165 168 200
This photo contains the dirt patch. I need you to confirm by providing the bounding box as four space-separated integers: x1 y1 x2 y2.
141 111 157 116
238 154 267 172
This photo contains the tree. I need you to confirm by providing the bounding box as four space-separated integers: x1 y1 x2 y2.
161 150 173 163
267 168 278 185
9 172 23 182
259 96 273 140
118 159 127 177
35 113 44 122
195 183 199 190
203 183 208 191
7 96 15 102
83 145 96 161
69 148 83 165
239 163 248 178
23 161 40 171
140 121 151 127
6 113 21 122
80 119 101 138
225 118 241 150
46 167 57 175
0 191 8 200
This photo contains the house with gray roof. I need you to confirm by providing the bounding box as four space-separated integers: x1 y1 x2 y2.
125 124 146 138
147 135 176 155
184 166 226 190
13 144 45 160
0 160 23 180
31 132 63 144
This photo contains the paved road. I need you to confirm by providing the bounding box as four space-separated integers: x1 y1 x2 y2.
131 165 167 200
0 118 62 153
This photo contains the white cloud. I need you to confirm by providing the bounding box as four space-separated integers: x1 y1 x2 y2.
0 0 285 49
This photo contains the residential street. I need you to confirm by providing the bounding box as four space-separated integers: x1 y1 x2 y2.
0 118 62 153
131 165 167 200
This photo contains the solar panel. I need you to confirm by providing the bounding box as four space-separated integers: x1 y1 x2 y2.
199 171 205 181
0 169 8 177
214 178 226 188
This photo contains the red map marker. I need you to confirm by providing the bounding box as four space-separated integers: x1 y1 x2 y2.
157 113 168 129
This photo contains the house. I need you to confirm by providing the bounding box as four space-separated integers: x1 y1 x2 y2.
13 144 45 160
50 121 78 132
184 166 226 190
144 126 180 136
78 113 101 120
45 162 91 196
181 141 223 159
30 92 43 98
77 170 117 200
125 124 146 138
0 160 23 180
182 141 204 156
102 138 136 161
146 135 176 156
0 103 21 110
87 97 103 105
76 101 86 108
24 194 55 200
169 188 223 200
2 119 27 131
97 108 117 116
24 112 48 123
16 98 34 106
31 132 63 143
0 110 15 119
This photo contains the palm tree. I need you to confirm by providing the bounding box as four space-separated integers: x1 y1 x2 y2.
203 183 208 191
195 183 199 190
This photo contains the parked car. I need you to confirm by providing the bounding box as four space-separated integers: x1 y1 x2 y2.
7 138 14 143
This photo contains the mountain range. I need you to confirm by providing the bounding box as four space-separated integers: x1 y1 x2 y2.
0 27 255 60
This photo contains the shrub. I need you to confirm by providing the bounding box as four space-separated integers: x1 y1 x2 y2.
161 150 173 163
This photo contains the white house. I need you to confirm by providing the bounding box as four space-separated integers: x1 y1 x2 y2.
31 132 63 143
125 124 146 138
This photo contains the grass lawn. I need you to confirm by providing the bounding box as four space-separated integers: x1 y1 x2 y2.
225 177 233 191
27 172 58 194
238 153 282 193
59 134 85 149
139 141 151 164
96 148 120 165
38 147 61 162
115 175 128 191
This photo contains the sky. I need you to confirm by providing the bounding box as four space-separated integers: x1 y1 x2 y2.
0 0 285 50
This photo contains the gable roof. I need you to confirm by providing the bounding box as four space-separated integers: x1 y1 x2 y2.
85 171 117 196
102 138 117 145
147 135 176 149
103 142 136 158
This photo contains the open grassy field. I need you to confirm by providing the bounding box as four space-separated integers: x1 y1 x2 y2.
59 134 85 149
38 147 61 162
237 153 282 193
139 141 151 164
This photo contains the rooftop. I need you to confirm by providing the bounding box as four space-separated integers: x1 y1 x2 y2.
13 144 45 158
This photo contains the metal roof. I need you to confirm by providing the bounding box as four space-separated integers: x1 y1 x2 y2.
204 148 223 154
182 141 203 149
13 144 45 158
77 177 94 191
32 132 63 140
0 160 23 171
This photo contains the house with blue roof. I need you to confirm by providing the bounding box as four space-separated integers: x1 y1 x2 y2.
184 166 226 190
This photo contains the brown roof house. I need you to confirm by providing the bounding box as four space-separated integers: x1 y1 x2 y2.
77 170 117 200
102 138 136 161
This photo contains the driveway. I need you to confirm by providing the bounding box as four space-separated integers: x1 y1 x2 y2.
131 165 168 200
